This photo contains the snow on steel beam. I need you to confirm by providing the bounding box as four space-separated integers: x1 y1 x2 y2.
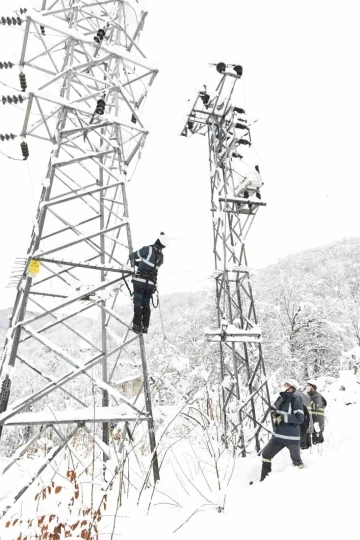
3 406 149 427
219 196 267 206
35 257 131 274
23 298 100 348
0 335 142 425
16 354 88 407
12 275 124 329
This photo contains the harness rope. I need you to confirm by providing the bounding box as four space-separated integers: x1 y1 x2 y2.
158 294 166 348
151 290 159 308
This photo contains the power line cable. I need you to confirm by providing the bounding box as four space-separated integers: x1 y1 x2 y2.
0 147 23 161
0 79 20 92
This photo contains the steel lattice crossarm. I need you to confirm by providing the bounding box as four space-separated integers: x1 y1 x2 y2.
0 0 159 512
181 63 272 454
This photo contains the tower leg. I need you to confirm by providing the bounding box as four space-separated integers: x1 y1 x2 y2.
139 335 160 482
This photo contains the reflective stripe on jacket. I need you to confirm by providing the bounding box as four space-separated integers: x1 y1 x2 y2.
129 245 163 288
271 392 304 442
132 276 155 287
129 245 163 273
308 390 326 430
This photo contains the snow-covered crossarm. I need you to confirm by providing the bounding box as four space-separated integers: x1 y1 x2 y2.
2 406 148 427
219 196 267 206
210 269 251 282
205 325 262 343
231 265 252 272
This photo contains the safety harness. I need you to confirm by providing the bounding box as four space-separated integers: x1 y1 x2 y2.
131 246 163 308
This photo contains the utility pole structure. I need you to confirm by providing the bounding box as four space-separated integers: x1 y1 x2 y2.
0 0 159 510
182 63 272 453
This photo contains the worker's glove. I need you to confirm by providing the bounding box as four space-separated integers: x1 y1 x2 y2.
275 415 282 425
271 413 282 425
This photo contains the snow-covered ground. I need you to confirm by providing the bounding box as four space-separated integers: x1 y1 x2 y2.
0 372 358 539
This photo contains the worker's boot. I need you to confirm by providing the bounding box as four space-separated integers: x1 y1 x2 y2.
132 307 143 334
260 459 271 482
318 432 324 444
142 308 151 334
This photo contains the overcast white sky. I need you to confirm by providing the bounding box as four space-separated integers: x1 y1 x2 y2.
0 0 360 309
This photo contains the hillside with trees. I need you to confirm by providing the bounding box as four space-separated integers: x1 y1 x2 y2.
1 237 359 454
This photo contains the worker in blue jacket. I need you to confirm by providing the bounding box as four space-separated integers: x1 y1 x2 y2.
129 232 169 334
260 378 304 481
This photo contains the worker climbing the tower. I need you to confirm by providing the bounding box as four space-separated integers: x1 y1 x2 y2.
260 379 304 481
129 232 169 334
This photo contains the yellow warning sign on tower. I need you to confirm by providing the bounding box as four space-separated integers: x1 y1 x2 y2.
28 259 41 277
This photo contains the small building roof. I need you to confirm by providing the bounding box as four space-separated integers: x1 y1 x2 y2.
115 372 142 385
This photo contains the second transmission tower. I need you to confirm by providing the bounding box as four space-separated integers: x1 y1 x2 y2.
182 63 272 453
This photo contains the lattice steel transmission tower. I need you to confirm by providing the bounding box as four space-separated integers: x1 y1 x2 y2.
182 63 272 453
0 0 159 504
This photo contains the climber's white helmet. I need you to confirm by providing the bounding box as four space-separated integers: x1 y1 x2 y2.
156 232 169 248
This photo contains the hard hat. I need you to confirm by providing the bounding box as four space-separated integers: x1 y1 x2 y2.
284 378 300 391
156 232 169 248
